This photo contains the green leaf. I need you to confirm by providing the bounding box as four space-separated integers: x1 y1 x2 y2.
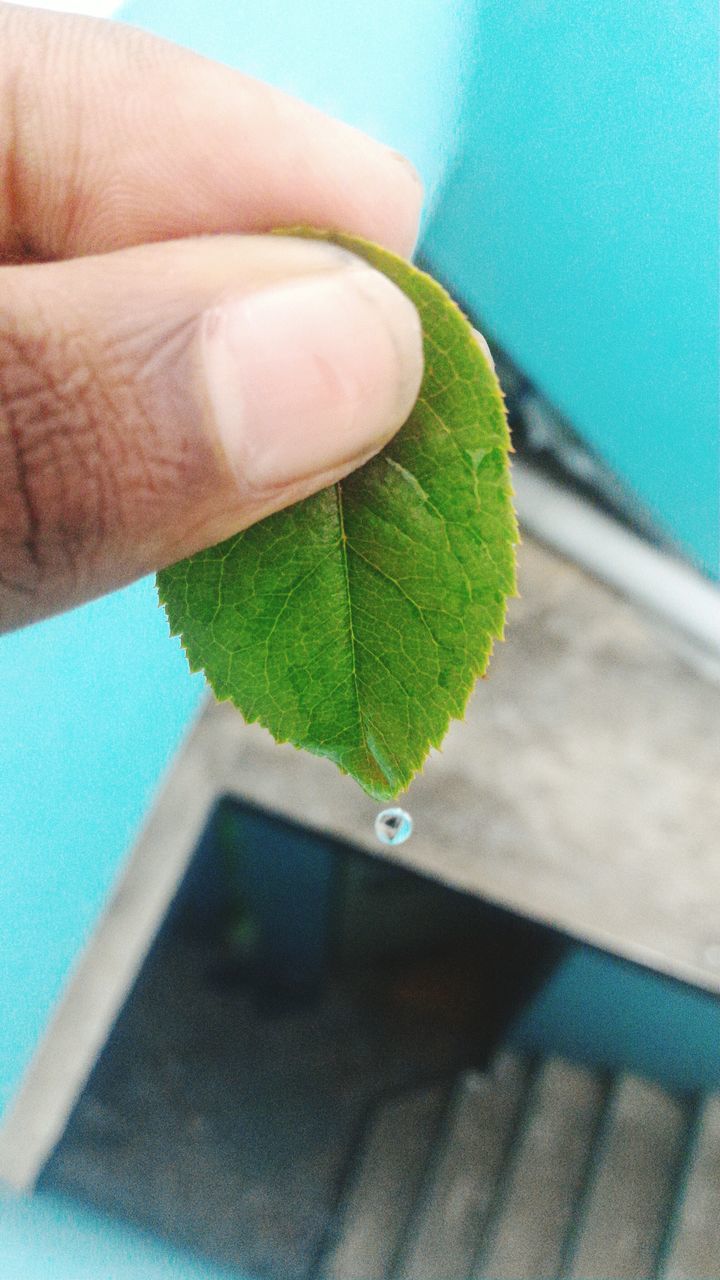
157 230 517 800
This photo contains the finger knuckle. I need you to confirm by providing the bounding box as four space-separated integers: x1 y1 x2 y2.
0 309 111 600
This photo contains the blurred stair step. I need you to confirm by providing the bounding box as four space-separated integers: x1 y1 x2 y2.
319 1085 446 1280
395 1052 528 1280
473 1057 605 1278
662 1093 720 1280
567 1075 688 1279
317 1051 720 1280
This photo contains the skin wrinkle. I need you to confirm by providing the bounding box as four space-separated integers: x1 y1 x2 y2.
0 327 46 582
104 315 199 538
0 297 164 599
4 331 100 591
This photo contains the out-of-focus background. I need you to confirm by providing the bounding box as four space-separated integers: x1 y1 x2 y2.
1 2 718 1277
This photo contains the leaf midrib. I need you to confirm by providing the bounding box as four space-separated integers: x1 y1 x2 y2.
333 481 390 789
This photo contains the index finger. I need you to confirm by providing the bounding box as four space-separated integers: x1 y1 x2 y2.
0 3 422 263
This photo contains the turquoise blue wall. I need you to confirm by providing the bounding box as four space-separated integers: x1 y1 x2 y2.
0 579 204 1112
0 1191 242 1280
423 1 719 575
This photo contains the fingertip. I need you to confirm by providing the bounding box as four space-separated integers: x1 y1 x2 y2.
357 143 423 259
320 112 424 258
385 150 424 257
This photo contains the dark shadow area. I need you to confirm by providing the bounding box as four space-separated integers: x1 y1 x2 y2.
40 798 565 1279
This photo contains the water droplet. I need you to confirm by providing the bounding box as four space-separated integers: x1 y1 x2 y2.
375 807 413 846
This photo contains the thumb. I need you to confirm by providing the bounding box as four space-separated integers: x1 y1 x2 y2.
0 235 423 631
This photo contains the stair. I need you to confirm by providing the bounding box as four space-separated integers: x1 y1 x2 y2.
396 1053 528 1280
474 1057 605 1278
662 1095 720 1279
566 1077 687 1279
315 1052 720 1280
319 1086 447 1280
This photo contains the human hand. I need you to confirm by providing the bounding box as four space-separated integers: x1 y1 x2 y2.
0 3 424 632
